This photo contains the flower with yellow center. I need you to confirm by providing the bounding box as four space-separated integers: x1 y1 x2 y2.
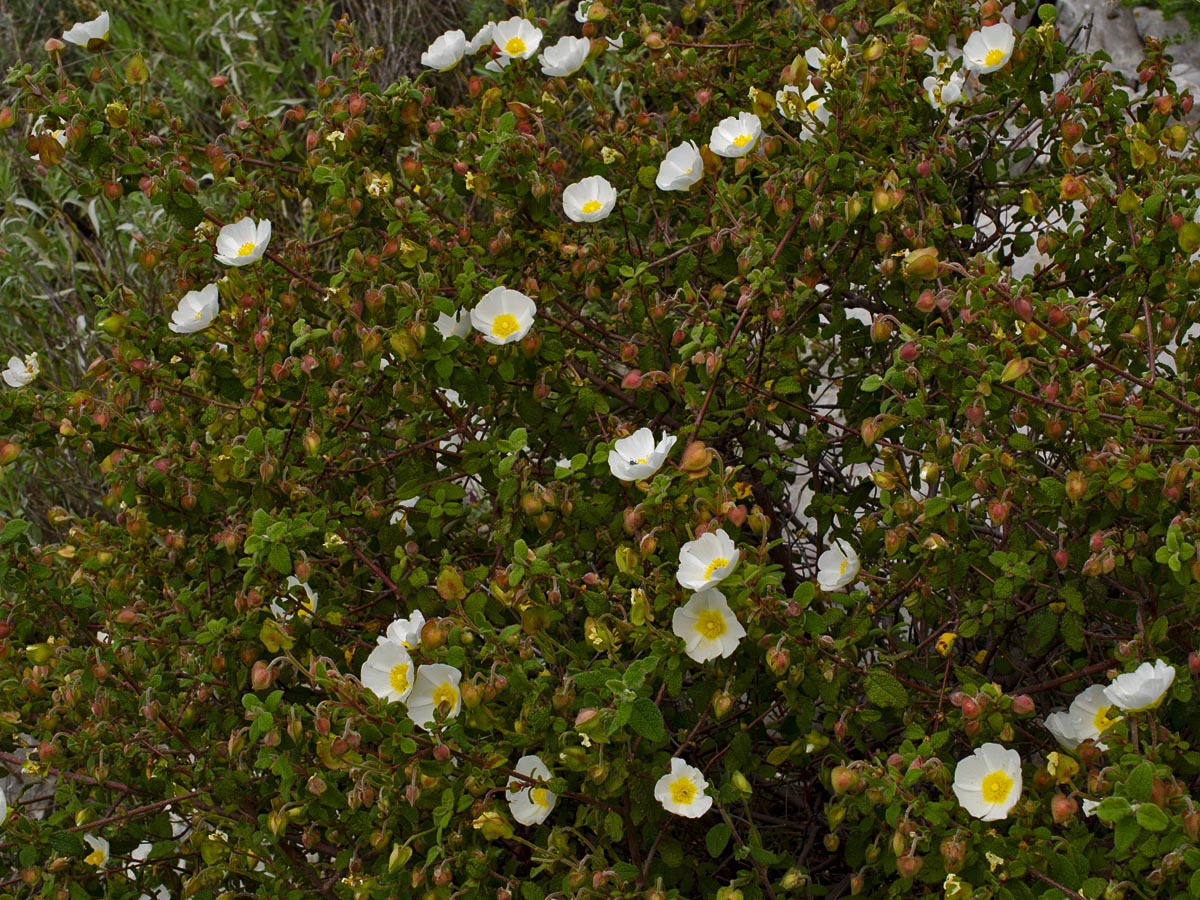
952 743 1022 821
62 11 110 50
563 175 618 223
817 539 859 592
709 112 762 158
406 663 463 731
3 351 40 388
168 283 220 334
421 28 467 71
1104 658 1176 712
654 757 713 817
214 216 272 267
506 755 557 826
492 16 542 61
607 428 677 481
677 528 740 591
655 140 704 192
360 638 415 703
963 22 1015 75
540 35 591 78
672 588 746 663
269 576 318 621
83 834 109 867
1044 684 1121 751
469 286 537 346
384 610 426 650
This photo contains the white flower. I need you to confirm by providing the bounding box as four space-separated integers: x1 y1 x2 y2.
575 1 593 23
1104 659 1176 712
1044 684 1120 751
607 428 676 481
214 217 271 267
817 540 859 592
3 352 39 388
775 84 802 120
168 283 220 334
63 12 109 48
923 72 965 111
466 22 495 54
963 22 1015 75
796 84 831 138
270 576 318 620
926 46 955 76
470 286 537 345
493 17 542 60
1081 798 1099 817
83 833 110 867
421 29 467 71
435 309 471 340
952 743 1022 821
384 610 426 650
390 496 420 532
540 35 591 77
407 663 463 731
655 141 704 191
709 112 761 158
654 757 713 817
677 528 740 591
0 785 6 824
672 588 746 663
563 175 617 223
360 639 415 703
805 37 848 75
485 56 511 74
506 755 556 825
30 116 68 161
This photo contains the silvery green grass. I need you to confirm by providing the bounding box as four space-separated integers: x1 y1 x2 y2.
1 0 1199 897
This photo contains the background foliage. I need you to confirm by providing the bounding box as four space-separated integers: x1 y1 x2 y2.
1 0 1199 898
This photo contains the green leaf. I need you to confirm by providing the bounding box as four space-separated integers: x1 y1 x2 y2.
268 542 292 576
1096 796 1131 823
865 670 910 709
1135 803 1169 832
0 518 29 545
1113 815 1140 853
259 619 294 654
1125 761 1153 803
706 822 732 858
627 697 666 742
623 655 658 690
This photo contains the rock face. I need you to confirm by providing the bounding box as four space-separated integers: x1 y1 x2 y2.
1055 0 1200 105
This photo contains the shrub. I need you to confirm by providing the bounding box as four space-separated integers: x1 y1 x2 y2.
1 1 1199 898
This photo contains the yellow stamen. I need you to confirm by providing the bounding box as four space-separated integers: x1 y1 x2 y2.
1093 705 1118 733
389 663 410 696
732 134 753 148
694 609 727 640
505 37 526 56
492 313 520 339
981 769 1014 804
669 777 697 805
984 48 1006 67
581 199 602 214
703 557 729 581
838 559 848 575
432 682 458 711
85 848 106 867
531 787 550 808
237 241 257 257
